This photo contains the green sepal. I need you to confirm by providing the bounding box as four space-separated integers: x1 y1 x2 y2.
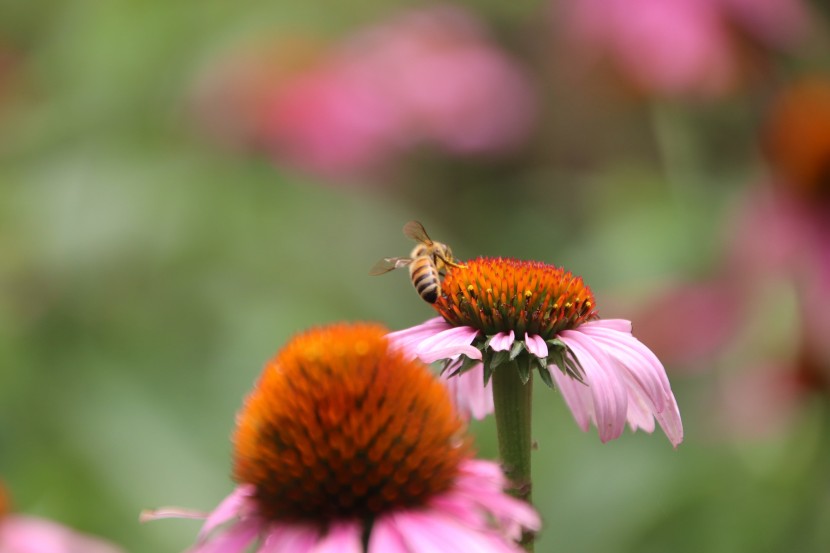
563 354 586 384
509 340 524 361
537 362 554 388
458 354 481 376
531 354 549 373
516 354 532 385
482 357 498 386
489 349 511 369
444 354 480 377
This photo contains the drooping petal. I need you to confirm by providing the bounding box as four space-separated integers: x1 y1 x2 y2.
443 461 541 540
623 384 657 433
653 394 684 448
578 322 684 446
191 518 259 553
387 317 454 357
391 511 519 553
413 325 482 363
199 485 255 540
549 366 595 432
523 333 548 358
442 361 494 420
578 324 667 412
584 319 632 333
558 330 628 443
258 522 321 552
489 330 515 352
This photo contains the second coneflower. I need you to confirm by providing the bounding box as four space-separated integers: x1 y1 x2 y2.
388 257 683 447
142 323 539 552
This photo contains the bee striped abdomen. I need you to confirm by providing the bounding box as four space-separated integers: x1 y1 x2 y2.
410 260 440 303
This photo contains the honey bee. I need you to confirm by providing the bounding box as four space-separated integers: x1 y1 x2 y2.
370 220 466 303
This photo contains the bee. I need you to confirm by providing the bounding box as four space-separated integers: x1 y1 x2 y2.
370 220 466 303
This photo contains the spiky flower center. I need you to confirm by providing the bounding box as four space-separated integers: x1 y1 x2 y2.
434 257 598 338
233 323 468 523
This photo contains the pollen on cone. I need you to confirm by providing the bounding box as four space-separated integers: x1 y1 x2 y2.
232 323 469 523
434 257 598 338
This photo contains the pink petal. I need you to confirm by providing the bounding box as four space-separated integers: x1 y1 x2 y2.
579 323 684 446
191 518 259 553
441 362 494 420
391 511 519 553
0 516 125 553
387 317 453 358
623 384 657 433
523 333 548 358
578 325 667 411
312 522 363 553
439 460 541 537
489 330 515 352
653 394 684 448
259 522 321 552
558 330 628 443
199 485 255 540
584 319 632 333
549 366 595 432
367 516 409 553
414 325 482 363
458 458 507 483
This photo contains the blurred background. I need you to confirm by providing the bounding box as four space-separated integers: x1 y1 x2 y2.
1 1 829 551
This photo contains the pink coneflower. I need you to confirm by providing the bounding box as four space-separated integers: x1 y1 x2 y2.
388 258 683 447
556 0 809 99
143 323 540 552
0 481 124 553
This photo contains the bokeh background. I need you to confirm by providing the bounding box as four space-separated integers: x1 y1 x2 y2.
1 1 829 552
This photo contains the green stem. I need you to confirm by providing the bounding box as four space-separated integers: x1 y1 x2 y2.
492 362 534 551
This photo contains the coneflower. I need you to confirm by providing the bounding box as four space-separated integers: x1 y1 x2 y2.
143 323 540 552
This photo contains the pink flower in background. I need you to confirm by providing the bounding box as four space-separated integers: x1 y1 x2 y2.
718 0 809 48
627 76 830 439
346 7 536 155
261 62 407 178
0 482 124 553
191 7 536 181
557 0 809 98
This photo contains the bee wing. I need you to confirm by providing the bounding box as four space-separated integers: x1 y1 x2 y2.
369 257 413 275
403 220 433 245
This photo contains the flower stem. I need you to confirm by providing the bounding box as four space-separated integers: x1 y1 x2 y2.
492 362 534 551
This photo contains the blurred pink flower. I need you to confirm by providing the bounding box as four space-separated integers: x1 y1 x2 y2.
191 7 536 181
631 279 746 370
345 7 536 155
143 323 540 552
557 0 809 98
261 61 407 179
628 77 830 438
144 461 540 553
718 0 809 48
0 484 124 553
0 516 124 553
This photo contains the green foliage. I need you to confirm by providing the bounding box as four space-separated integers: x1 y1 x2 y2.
0 1 828 552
